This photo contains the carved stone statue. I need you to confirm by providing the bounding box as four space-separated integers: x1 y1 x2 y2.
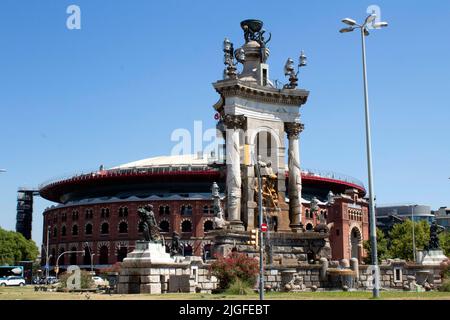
212 182 228 229
137 204 161 242
170 231 182 256
284 274 305 292
255 157 279 210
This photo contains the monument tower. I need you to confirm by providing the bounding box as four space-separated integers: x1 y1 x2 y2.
212 19 309 233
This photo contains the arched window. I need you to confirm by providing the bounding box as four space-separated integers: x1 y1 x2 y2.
85 223 93 235
159 220 170 233
119 221 128 234
101 222 109 234
70 247 77 265
99 246 109 264
183 244 193 256
203 220 214 232
165 206 170 214
101 208 110 218
181 220 192 233
159 206 165 214
53 226 58 238
305 209 311 219
203 244 212 260
117 247 128 262
123 207 128 217
118 207 123 217
50 249 56 266
72 225 78 236
187 205 193 215
180 205 186 215
58 248 65 266
83 247 92 265
61 225 67 237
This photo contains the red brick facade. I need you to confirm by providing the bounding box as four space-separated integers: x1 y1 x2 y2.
42 199 215 267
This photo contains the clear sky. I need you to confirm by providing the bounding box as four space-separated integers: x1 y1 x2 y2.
0 0 449 249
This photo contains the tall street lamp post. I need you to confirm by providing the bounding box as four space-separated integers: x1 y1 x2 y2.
55 250 84 279
45 226 50 283
340 13 388 299
254 155 264 301
411 205 418 262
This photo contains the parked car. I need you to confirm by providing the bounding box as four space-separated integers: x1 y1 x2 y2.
0 276 26 287
38 276 58 285
92 276 109 287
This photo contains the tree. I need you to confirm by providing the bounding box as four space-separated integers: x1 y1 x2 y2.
388 220 430 261
363 228 390 264
0 227 39 265
439 231 450 257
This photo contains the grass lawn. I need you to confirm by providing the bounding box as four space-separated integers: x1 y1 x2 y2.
1 286 450 300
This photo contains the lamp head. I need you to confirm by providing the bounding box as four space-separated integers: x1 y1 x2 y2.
339 27 355 33
373 21 388 28
364 13 377 26
223 38 232 52
342 18 357 26
299 50 307 67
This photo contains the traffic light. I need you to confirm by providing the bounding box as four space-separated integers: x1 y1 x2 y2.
247 228 259 248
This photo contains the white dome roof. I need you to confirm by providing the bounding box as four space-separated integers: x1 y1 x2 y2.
112 154 210 169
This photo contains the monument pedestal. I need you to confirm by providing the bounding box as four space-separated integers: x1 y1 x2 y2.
117 241 190 294
122 241 174 265
417 250 448 266
209 229 330 265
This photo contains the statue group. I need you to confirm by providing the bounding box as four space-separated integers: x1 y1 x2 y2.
137 205 161 242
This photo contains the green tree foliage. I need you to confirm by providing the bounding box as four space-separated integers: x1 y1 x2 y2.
363 228 390 264
388 220 430 261
439 231 450 257
0 227 39 265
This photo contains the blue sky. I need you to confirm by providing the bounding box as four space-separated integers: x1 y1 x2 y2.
0 1 449 248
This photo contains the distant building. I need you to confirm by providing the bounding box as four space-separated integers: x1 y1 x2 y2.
376 204 435 234
435 207 450 230
16 189 39 240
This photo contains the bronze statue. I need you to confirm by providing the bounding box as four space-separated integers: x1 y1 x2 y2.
428 221 442 250
170 231 182 256
137 204 161 242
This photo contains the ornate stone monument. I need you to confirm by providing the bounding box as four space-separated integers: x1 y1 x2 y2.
417 221 447 266
209 19 331 263
117 205 181 294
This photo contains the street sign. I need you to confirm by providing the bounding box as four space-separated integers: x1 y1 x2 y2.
261 223 268 232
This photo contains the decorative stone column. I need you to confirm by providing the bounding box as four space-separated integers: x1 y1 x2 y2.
285 122 304 232
224 114 246 230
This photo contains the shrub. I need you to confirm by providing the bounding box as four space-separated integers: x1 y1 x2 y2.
58 270 95 290
225 278 254 295
439 279 450 292
210 252 259 290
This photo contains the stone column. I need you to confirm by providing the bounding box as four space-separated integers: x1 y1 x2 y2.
285 122 304 232
224 114 246 230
